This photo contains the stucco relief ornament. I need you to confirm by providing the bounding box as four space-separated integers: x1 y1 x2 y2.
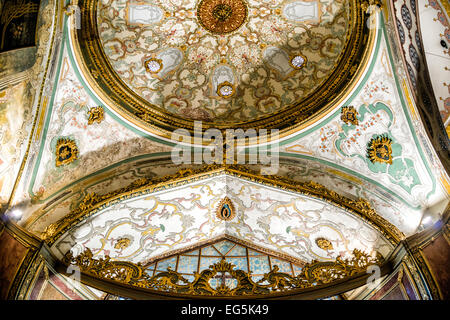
55 138 78 167
340 106 359 125
114 238 131 250
87 106 104 125
367 135 393 165
216 197 235 221
315 238 334 250
197 0 248 34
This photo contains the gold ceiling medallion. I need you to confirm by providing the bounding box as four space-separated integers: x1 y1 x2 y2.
55 138 78 167
114 237 131 250
289 54 307 70
64 248 384 296
315 238 334 250
197 0 248 34
217 81 236 99
367 135 393 165
87 106 104 125
216 197 235 221
340 106 359 125
144 58 163 74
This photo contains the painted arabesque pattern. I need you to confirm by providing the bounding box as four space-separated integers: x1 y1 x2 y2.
97 0 348 122
281 33 444 226
51 174 393 265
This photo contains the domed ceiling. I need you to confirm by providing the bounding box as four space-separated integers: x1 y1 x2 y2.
74 0 371 135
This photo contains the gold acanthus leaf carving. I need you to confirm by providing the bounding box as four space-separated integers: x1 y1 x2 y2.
63 248 384 296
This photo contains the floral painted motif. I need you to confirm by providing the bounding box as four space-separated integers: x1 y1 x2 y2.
97 0 349 122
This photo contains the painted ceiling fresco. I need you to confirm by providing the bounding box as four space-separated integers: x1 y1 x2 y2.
29 45 172 202
278 28 448 215
0 0 448 300
97 0 349 122
50 174 394 264
14 6 448 243
0 81 32 203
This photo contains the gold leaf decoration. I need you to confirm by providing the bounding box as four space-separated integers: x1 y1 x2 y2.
114 238 131 250
367 135 393 165
216 197 235 221
197 0 248 34
63 248 384 296
55 138 78 167
315 238 334 250
87 106 104 125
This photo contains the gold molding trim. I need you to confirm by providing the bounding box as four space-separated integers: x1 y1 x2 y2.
41 164 404 246
70 0 377 143
63 247 384 297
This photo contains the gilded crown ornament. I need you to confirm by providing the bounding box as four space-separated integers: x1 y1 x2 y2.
87 106 104 125
341 106 359 125
114 238 131 250
315 238 334 250
367 135 393 165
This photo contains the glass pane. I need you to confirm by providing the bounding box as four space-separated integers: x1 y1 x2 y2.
200 245 221 256
270 257 292 274
155 256 177 272
226 257 248 271
213 240 235 255
177 255 199 274
227 244 246 256
249 256 270 274
199 257 221 271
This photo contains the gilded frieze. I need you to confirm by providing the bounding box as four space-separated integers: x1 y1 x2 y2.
87 106 104 125
63 247 384 297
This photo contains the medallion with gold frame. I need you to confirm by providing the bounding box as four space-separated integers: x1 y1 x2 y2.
55 138 78 167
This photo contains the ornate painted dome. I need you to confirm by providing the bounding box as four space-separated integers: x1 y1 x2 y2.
74 0 371 137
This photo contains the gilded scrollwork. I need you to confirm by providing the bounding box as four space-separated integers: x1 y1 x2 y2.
55 138 78 167
72 0 375 139
87 106 104 125
63 248 384 296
